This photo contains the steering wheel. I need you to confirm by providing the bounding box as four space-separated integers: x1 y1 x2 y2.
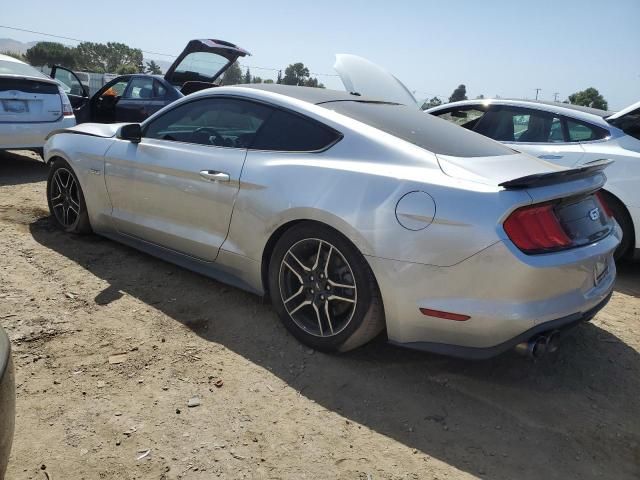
191 127 224 146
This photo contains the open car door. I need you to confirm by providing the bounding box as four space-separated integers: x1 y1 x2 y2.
333 54 418 107
49 65 89 110
164 39 250 95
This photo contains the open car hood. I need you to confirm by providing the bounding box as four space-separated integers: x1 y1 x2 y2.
164 39 250 94
333 54 418 107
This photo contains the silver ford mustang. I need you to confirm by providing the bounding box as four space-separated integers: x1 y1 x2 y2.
43 82 620 358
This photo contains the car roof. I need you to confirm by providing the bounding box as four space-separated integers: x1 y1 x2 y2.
232 83 393 105
428 98 613 127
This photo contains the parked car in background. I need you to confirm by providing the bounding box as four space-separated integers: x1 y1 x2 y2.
0 53 75 153
43 83 619 358
0 325 15 480
426 99 640 260
50 39 250 124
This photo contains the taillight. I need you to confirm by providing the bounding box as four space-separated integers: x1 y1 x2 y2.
504 202 571 252
58 86 74 116
595 191 614 218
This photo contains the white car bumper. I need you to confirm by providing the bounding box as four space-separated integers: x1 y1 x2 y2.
0 115 76 150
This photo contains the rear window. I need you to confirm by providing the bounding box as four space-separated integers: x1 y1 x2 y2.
607 107 640 141
0 59 48 79
325 101 514 157
251 109 340 152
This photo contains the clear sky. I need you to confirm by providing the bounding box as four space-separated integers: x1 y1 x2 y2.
2 0 638 109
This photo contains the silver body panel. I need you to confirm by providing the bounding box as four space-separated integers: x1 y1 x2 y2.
44 86 620 354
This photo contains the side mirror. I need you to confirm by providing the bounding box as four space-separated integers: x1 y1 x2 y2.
117 124 142 143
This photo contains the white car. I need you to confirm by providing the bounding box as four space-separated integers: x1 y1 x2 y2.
0 54 76 152
426 99 640 260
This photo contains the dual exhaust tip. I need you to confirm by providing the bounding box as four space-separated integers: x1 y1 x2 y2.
514 330 561 359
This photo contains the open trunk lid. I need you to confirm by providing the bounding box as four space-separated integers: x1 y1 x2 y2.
606 100 640 140
333 54 419 107
164 39 250 94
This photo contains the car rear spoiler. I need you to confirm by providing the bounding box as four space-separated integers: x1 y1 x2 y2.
498 159 612 190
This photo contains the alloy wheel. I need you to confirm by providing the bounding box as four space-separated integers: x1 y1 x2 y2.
278 238 358 337
49 167 80 228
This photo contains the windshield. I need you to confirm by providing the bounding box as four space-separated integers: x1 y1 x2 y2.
169 52 231 85
324 101 515 157
0 59 49 79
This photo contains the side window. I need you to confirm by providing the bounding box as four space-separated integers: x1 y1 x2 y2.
477 107 563 143
124 77 155 100
53 68 85 96
433 107 487 130
251 110 340 151
144 98 272 147
101 80 128 99
154 81 167 99
566 119 608 142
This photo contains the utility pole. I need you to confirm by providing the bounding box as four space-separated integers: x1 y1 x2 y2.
535 88 542 100
553 92 559 102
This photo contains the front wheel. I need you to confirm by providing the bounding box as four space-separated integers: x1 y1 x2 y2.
46 159 92 234
268 223 385 352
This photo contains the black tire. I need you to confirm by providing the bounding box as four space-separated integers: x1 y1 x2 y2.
46 158 92 234
268 222 385 352
602 191 634 261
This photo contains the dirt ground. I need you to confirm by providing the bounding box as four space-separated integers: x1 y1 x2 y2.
0 150 638 480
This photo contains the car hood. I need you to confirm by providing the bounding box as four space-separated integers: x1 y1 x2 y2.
45 122 122 141
164 39 250 90
333 54 419 107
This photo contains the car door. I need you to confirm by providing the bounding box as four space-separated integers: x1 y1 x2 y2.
476 105 585 167
103 96 273 261
114 76 170 122
50 65 89 109
91 78 131 123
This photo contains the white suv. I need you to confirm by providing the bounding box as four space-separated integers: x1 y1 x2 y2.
0 54 76 152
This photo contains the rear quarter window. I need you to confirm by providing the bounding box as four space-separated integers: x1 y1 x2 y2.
566 119 609 142
251 109 341 152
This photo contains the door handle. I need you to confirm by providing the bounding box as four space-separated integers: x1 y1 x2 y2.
199 170 230 182
538 154 563 160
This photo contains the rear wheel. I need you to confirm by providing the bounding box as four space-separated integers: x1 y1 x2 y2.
268 223 385 352
602 191 634 260
47 159 92 234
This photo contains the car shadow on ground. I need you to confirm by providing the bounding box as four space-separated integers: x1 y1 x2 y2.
28 219 640 480
615 261 640 298
0 151 47 187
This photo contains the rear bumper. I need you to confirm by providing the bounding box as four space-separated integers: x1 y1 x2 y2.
0 115 76 150
366 226 620 358
393 292 611 359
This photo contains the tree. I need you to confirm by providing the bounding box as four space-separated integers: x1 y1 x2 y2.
567 87 608 110
221 61 242 85
145 60 162 75
243 67 252 84
252 76 263 84
282 62 309 86
448 84 467 102
276 70 282 84
264 79 274 84
420 96 442 110
75 42 144 73
476 94 485 99
1 51 25 61
24 42 77 68
304 77 325 88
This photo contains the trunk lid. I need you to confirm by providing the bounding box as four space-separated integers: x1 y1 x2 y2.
164 39 250 93
0 77 63 123
606 100 640 140
333 54 419 107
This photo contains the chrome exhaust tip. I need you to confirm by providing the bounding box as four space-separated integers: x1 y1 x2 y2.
515 330 561 359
